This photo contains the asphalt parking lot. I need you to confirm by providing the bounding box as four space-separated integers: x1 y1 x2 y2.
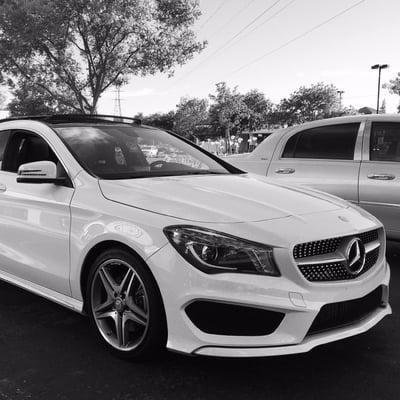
0 243 398 400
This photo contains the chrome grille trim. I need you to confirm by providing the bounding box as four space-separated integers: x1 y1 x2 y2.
293 229 381 282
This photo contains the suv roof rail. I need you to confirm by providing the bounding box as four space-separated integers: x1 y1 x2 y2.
0 114 142 125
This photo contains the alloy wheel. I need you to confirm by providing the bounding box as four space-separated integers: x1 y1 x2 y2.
90 259 149 351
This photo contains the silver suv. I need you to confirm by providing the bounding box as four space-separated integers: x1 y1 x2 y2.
227 115 400 240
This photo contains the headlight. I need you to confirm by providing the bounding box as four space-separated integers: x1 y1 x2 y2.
164 226 280 276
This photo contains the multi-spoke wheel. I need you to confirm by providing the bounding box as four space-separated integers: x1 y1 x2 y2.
87 249 167 359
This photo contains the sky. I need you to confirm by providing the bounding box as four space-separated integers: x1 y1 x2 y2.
98 0 400 116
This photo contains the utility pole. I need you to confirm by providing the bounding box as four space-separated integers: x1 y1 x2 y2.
337 90 344 109
371 64 389 114
113 86 122 116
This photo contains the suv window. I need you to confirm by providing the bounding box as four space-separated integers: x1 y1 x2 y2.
0 130 11 164
282 123 360 160
370 122 400 162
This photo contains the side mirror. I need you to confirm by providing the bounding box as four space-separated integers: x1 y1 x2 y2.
17 161 65 184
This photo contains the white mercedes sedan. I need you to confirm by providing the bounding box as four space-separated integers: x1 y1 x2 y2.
0 115 391 359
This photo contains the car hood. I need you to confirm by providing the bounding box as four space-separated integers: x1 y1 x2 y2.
99 173 347 223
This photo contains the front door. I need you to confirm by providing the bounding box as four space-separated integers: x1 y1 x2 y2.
267 122 364 203
359 121 400 238
0 130 74 295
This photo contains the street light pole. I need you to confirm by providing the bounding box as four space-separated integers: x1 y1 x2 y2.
371 64 389 114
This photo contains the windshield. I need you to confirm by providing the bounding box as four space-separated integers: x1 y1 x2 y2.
55 124 231 179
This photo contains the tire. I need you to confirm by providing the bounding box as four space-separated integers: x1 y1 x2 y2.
86 248 167 359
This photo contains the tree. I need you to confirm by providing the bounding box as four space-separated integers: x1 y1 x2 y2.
279 83 340 125
140 111 175 131
338 105 358 116
174 97 208 137
208 82 247 151
241 89 274 131
0 0 205 114
0 90 5 110
379 98 387 114
384 73 400 112
7 78 76 116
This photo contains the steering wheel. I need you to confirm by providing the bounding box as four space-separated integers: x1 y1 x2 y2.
150 160 168 170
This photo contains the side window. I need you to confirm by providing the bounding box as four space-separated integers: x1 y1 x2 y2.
370 123 400 162
2 131 58 173
0 130 11 167
282 123 360 160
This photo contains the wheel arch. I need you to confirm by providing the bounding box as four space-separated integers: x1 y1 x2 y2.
80 240 160 311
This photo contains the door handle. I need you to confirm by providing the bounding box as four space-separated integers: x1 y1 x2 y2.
367 173 395 181
0 183 6 192
275 168 295 174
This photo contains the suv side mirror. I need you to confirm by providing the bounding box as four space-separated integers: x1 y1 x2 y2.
17 161 66 184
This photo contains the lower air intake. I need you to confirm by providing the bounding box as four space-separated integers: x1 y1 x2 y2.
308 285 384 335
185 301 285 336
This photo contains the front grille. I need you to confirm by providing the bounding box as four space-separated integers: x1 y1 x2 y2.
299 248 379 282
308 285 384 335
293 229 380 282
293 237 342 259
294 229 378 259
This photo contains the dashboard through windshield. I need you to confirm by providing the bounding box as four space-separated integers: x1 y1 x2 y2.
54 124 231 179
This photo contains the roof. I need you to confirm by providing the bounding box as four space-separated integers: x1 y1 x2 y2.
0 114 142 126
284 113 400 131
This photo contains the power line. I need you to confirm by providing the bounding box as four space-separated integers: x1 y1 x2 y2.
211 0 282 53
197 0 226 31
229 0 368 76
224 0 298 49
175 0 282 83
210 0 258 37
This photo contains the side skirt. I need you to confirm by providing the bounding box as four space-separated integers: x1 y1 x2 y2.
0 269 84 314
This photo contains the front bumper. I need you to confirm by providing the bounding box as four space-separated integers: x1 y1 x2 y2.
194 302 391 357
147 240 391 357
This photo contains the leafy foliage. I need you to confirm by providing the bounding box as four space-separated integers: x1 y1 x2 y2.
137 111 176 131
135 81 359 139
174 97 208 137
278 83 340 125
241 90 274 131
0 0 205 114
208 82 248 137
0 89 5 110
7 78 76 116
384 74 400 112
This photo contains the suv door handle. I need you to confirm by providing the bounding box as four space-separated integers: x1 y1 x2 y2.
275 168 295 174
367 173 395 180
0 183 6 192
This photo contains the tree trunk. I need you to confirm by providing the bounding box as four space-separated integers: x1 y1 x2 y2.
225 126 231 155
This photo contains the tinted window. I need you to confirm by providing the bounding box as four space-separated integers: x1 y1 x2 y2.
0 130 10 162
55 124 230 179
370 123 400 162
2 131 58 173
282 123 359 160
